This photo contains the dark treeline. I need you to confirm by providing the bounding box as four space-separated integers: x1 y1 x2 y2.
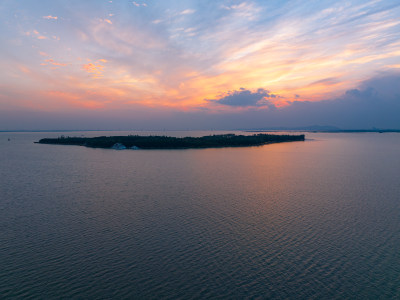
37 133 305 149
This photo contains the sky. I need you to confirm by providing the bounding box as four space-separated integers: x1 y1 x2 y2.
0 0 399 130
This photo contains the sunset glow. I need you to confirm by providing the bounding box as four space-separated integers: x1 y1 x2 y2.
1 0 400 129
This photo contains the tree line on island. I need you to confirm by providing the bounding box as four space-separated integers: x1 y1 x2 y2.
37 133 305 149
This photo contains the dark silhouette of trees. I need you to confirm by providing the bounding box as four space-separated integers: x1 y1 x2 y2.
37 133 305 149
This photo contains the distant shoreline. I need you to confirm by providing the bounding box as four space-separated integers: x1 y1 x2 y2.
2 129 400 133
246 129 400 133
36 133 305 150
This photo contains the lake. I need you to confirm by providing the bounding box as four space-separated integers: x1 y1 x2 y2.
1 131 399 299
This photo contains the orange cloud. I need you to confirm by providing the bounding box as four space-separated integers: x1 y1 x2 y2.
99 18 113 24
30 29 49 40
82 63 105 77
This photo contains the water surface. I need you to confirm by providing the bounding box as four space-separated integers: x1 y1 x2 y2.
1 131 399 299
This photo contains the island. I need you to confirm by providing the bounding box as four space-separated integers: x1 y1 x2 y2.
36 133 305 149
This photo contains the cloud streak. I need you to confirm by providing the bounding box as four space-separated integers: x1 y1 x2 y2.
180 9 195 15
43 15 58 20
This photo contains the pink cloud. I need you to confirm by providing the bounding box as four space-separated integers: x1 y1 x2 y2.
18 66 31 74
43 15 58 20
44 59 68 66
82 63 105 77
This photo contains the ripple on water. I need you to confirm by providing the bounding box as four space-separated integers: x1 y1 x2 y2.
1 132 400 298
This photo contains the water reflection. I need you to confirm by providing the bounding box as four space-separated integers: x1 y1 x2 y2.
0 132 399 298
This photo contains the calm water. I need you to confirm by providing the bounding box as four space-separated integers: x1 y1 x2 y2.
1 131 400 299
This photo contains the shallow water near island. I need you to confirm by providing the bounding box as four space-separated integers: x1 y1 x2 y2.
1 131 400 299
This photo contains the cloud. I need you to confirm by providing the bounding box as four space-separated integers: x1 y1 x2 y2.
386 64 400 69
222 2 252 10
29 29 49 40
208 88 277 107
273 71 400 128
2 73 399 130
44 59 68 66
198 72 400 129
18 65 31 74
180 9 195 15
132 1 147 7
308 77 340 86
99 18 113 24
43 15 58 20
82 63 105 77
3 0 400 131
220 2 260 20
